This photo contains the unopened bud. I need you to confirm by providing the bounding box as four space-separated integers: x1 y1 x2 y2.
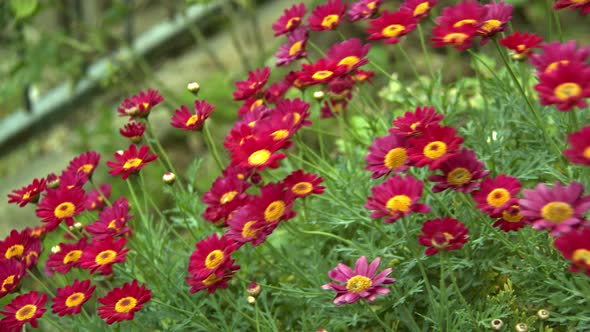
46 173 60 189
316 329 328 332
250 173 262 186
73 222 83 229
247 296 256 304
116 150 124 156
537 309 550 320
187 82 200 95
125 106 139 116
51 245 61 254
247 282 261 297
514 323 528 332
490 319 503 330
313 91 325 100
163 172 176 185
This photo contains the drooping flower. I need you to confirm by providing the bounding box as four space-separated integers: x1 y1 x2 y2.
275 27 309 67
418 217 469 256
365 132 410 179
390 106 444 137
472 174 521 216
365 174 430 223
477 1 512 42
45 238 88 275
408 125 464 170
35 187 86 230
519 181 590 235
106 144 158 180
554 0 590 15
66 151 101 178
529 41 590 74
281 170 325 198
326 38 370 73
563 126 590 165
233 67 271 101
428 148 489 193
119 121 146 143
499 32 544 60
51 279 96 316
0 291 47 332
296 58 347 86
492 204 528 232
401 0 438 19
170 99 215 131
85 183 111 211
272 3 306 36
85 197 133 239
347 0 382 22
554 228 590 277
307 0 347 31
0 259 25 299
97 280 151 324
7 178 46 207
116 89 164 118
78 237 129 275
534 61 590 112
366 9 418 44
322 256 395 305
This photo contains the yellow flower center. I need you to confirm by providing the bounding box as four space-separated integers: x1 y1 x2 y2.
410 121 420 131
248 149 271 166
292 182 313 195
77 164 94 174
382 24 405 38
203 273 223 286
386 195 411 213
423 141 447 159
123 158 143 170
346 275 372 293
480 19 501 33
54 202 76 219
265 201 286 222
292 112 301 125
384 147 408 170
516 44 526 52
272 129 290 141
502 205 523 223
573 249 590 266
95 250 117 265
447 167 472 185
22 191 31 200
289 41 303 56
321 14 339 29
115 296 138 313
5 244 24 259
545 60 569 73
443 33 469 45
486 188 510 207
250 99 264 111
185 114 200 127
414 2 430 16
220 191 238 204
15 304 37 321
367 1 377 10
63 250 82 264
337 56 360 70
65 292 86 307
584 146 590 160
554 82 581 101
1 275 15 292
242 221 258 239
205 249 224 269
142 102 150 110
432 232 454 248
453 19 478 28
312 70 334 81
285 17 300 30
107 219 119 230
540 201 573 223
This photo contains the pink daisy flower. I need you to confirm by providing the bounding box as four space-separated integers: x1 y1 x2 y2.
365 132 410 179
365 174 430 223
427 148 489 193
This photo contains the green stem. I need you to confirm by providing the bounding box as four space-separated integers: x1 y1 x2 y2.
255 298 261 332
417 23 435 80
396 43 423 85
439 252 448 332
89 178 112 207
145 120 187 193
299 230 364 252
391 286 422 332
126 178 150 233
362 300 394 332
202 122 225 171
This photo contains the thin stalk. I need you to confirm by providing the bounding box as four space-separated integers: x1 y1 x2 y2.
417 24 435 79
299 229 364 252
221 1 251 72
439 252 448 332
144 120 187 193
202 122 225 170
126 178 150 233
89 178 112 206
255 299 262 332
391 286 422 332
362 300 394 332
396 43 423 85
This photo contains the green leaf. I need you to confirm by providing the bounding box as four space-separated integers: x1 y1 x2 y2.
10 0 38 19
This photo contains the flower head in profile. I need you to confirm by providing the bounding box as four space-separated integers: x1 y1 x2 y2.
554 228 590 277
0 291 47 332
0 259 25 299
563 126 590 165
519 181 590 236
307 0 347 31
492 204 528 232
85 183 111 211
273 3 306 36
477 1 512 43
281 170 325 198
534 61 590 112
97 280 151 324
499 32 543 60
347 0 382 22
529 41 590 74
275 27 308 67
36 187 86 230
428 148 489 193
51 279 96 316
326 38 370 74
391 106 444 137
418 217 469 256
7 178 46 207
66 151 101 178
472 174 521 216
171 99 215 131
233 67 270 101
296 59 347 86
107 145 158 180
367 9 418 45
365 174 430 223
116 89 163 118
365 132 410 179
322 256 395 305
554 0 590 15
401 0 438 19
120 121 146 143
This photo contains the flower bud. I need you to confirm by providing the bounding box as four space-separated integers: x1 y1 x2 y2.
187 82 200 95
313 91 325 100
251 173 263 186
316 329 328 332
73 222 83 229
46 173 60 189
51 245 61 254
125 106 139 116
537 309 550 320
514 323 528 332
247 296 256 304
490 319 503 330
163 172 176 185
247 282 261 297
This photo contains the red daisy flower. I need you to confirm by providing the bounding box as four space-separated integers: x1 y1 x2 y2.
0 230 42 269
275 27 309 67
58 169 87 190
202 173 251 225
520 181 590 236
435 0 483 28
321 256 395 305
26 225 48 239
431 24 478 50
347 0 382 22
554 228 590 277
499 32 543 60
186 261 240 294
427 148 489 193
391 106 444 137
530 40 590 74
116 89 163 118
120 120 146 143
564 126 590 165
472 174 521 216
492 204 528 232
225 204 271 247
534 61 590 111
7 178 46 207
408 125 464 170
171 99 215 131
272 3 306 36
230 135 288 171
36 187 86 230
66 151 101 178
252 111 299 145
51 279 96 316
0 260 25 299
78 237 129 275
187 234 239 279
365 174 430 223
307 0 347 31
86 197 133 239
401 0 438 19
45 238 88 275
554 0 590 15
233 67 270 101
85 183 111 211
326 38 370 73
477 0 512 42
352 69 375 83
418 217 469 256
237 97 268 118
297 58 347 86
251 183 297 224
275 98 313 129
365 132 410 179
281 170 325 198
264 80 290 104
106 144 158 180
0 291 47 332
367 9 418 44
97 280 151 324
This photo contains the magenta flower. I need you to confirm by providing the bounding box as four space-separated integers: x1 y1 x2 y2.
418 217 469 256
322 256 395 305
365 174 430 223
